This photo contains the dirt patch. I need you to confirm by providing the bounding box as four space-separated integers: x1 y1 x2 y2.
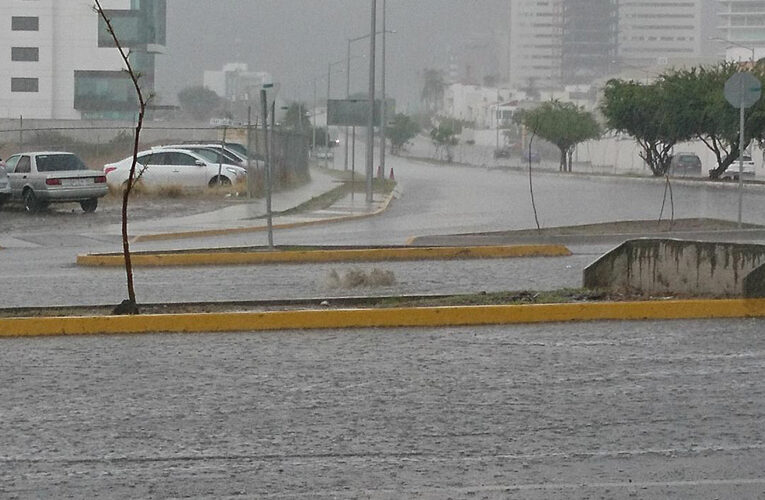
0 192 242 234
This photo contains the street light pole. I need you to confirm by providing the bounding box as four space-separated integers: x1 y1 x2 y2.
346 29 395 174
379 0 387 177
327 62 332 169
345 38 352 171
366 0 377 203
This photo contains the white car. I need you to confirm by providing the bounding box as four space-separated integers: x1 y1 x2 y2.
720 155 756 180
154 144 247 166
0 157 10 207
104 148 246 190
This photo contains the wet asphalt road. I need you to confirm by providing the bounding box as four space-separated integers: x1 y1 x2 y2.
2 319 764 498
3 156 765 307
3 157 765 498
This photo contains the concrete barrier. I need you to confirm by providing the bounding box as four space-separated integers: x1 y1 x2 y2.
584 238 765 296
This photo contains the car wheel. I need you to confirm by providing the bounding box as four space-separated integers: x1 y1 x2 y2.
209 176 232 187
80 198 98 213
23 189 40 213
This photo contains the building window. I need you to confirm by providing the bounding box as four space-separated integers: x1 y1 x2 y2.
11 78 39 92
74 70 137 112
11 17 39 31
11 47 39 62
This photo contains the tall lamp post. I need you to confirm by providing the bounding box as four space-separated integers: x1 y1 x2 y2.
326 58 346 169
346 27 396 172
379 0 387 178
366 0 377 203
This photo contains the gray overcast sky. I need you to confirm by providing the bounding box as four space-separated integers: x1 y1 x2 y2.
156 1 510 112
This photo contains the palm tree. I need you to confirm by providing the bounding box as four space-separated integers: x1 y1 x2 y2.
421 69 446 114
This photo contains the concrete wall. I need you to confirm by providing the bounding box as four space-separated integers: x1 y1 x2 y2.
584 239 765 297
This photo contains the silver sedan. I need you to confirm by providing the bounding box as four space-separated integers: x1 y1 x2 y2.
3 152 109 213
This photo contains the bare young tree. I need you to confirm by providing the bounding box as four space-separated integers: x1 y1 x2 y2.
94 0 149 314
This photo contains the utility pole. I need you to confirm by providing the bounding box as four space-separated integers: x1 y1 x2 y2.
312 79 317 153
345 39 351 171
366 0 377 203
379 0 387 177
327 62 332 169
261 89 274 248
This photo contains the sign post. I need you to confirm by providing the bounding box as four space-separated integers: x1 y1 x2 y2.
724 71 762 227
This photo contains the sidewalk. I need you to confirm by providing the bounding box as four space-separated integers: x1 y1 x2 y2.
110 166 396 242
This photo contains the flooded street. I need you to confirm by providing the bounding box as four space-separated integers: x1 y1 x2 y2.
2 319 763 498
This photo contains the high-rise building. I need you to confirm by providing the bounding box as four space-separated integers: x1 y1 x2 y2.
0 0 166 120
509 0 564 90
508 1 703 90
618 1 702 67
718 0 765 61
561 0 619 84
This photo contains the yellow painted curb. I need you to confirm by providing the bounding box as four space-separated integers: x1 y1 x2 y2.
2 298 765 337
76 244 573 267
132 191 398 243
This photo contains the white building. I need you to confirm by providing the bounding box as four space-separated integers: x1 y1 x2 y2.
618 1 703 68
203 63 273 102
718 0 765 61
0 0 166 120
443 83 525 129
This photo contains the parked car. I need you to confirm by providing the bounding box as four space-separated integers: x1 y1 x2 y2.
313 148 335 160
522 149 541 163
152 144 246 167
0 157 10 207
493 146 512 159
720 154 756 180
669 152 702 177
104 148 247 190
156 143 248 165
1 152 108 212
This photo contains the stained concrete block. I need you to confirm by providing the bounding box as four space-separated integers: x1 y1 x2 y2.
584 239 765 297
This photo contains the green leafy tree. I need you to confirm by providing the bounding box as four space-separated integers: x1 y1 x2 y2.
600 79 692 176
661 62 765 179
386 113 420 154
430 122 459 162
521 100 601 172
177 86 222 121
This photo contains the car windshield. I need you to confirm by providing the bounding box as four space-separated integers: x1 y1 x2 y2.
36 154 87 172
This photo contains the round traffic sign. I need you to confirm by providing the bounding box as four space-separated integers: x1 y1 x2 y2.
725 72 762 109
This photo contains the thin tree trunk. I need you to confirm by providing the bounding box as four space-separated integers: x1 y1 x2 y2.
95 0 147 314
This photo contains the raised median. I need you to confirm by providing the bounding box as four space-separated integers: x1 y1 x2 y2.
2 298 765 337
76 244 573 267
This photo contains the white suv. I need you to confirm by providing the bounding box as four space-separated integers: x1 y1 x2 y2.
104 149 246 190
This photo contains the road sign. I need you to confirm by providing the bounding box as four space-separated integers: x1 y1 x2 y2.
327 99 395 126
724 72 762 109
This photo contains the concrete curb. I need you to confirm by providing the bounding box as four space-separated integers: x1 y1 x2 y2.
76 244 572 267
2 298 765 337
132 189 399 243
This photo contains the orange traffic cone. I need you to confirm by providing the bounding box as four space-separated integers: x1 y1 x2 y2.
389 168 395 180
377 165 383 178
